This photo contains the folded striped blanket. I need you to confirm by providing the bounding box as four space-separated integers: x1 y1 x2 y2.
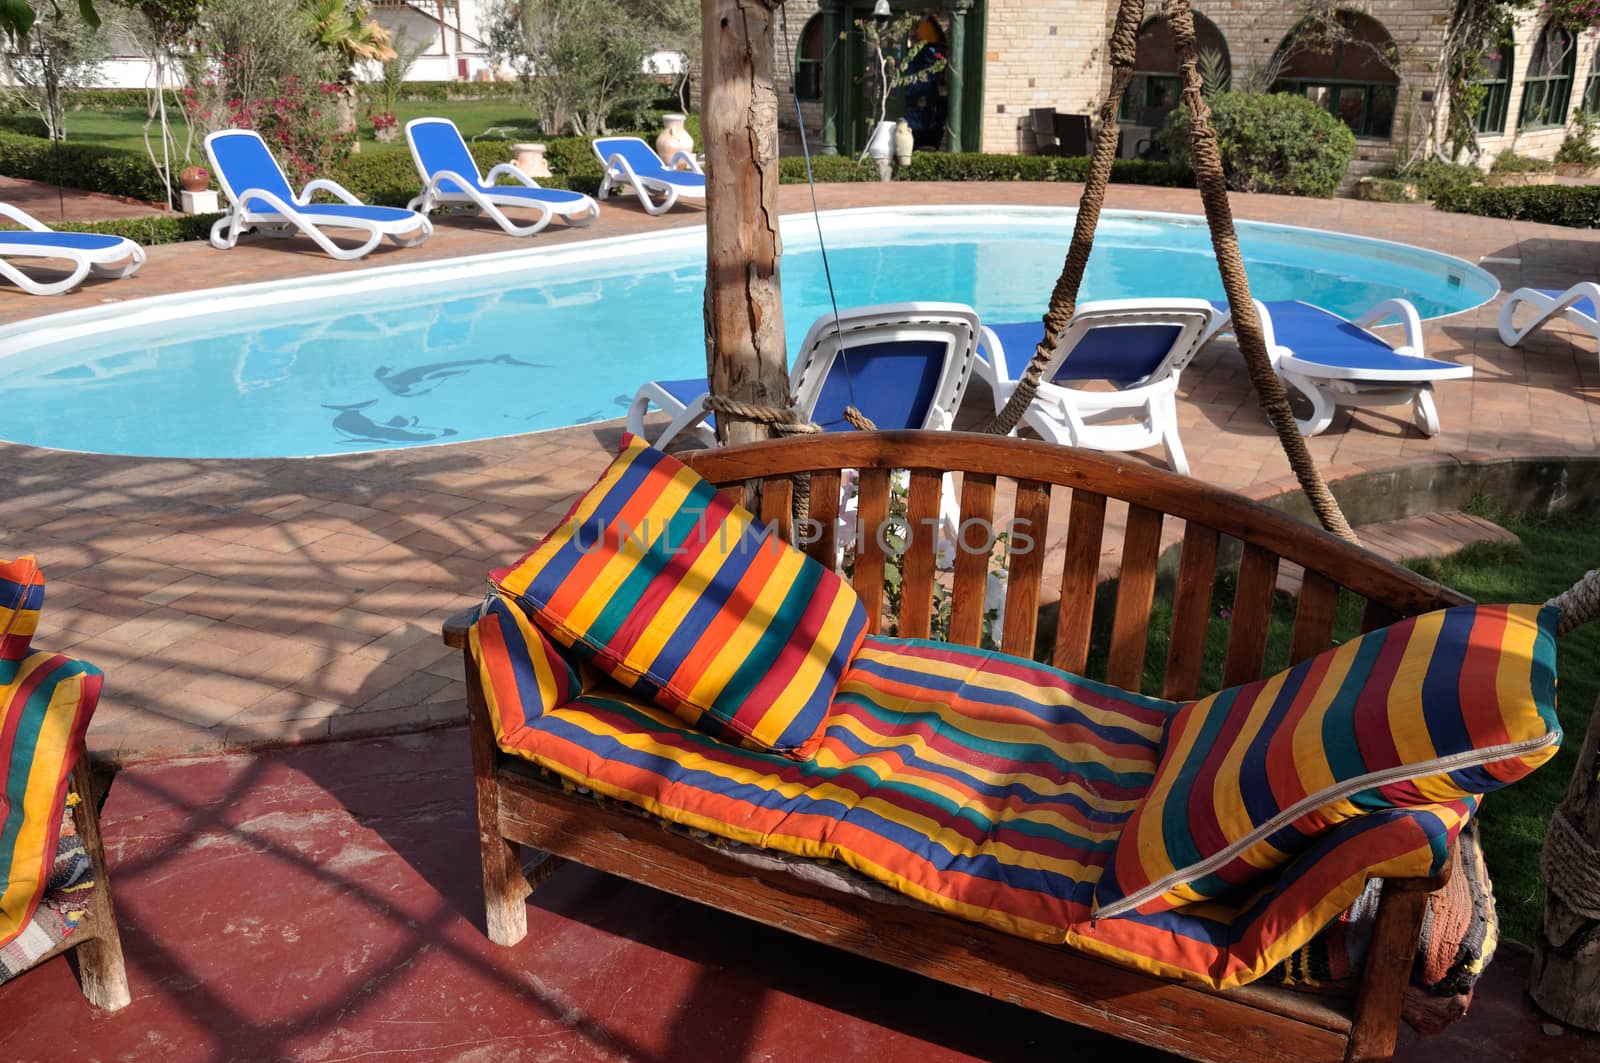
0 804 93 986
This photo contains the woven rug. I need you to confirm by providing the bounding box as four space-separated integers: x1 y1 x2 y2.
1267 822 1497 1033
0 803 94 986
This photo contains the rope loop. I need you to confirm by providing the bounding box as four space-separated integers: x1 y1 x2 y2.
1542 807 1600 920
1548 567 1600 634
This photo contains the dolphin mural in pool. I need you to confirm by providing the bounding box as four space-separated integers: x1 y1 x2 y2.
373 354 544 397
324 401 459 444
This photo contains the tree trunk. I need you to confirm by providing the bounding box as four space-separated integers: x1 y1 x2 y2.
1530 691 1600 1031
701 0 788 446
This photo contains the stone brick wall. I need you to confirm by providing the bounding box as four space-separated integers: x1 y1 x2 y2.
1474 15 1600 166
763 1 1596 165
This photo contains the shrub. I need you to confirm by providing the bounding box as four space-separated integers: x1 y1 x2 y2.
1490 151 1554 174
351 80 525 105
1161 91 1355 197
1433 184 1600 228
1380 158 1480 200
1556 111 1600 168
64 213 226 245
0 131 168 202
779 156 879 183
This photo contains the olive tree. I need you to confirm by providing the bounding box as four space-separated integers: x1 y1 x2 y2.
0 6 110 141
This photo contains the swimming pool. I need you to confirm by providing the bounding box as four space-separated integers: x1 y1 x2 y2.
0 206 1497 459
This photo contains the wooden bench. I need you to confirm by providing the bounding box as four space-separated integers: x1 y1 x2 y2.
443 432 1469 1063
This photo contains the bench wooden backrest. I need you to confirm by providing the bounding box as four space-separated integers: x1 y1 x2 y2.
683 432 1470 700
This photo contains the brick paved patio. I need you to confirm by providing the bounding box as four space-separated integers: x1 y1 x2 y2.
4 181 1599 762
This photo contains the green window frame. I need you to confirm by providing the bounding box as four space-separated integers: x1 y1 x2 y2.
1119 73 1182 121
1584 46 1600 113
1275 78 1398 139
1519 22 1575 130
1475 42 1513 135
794 14 824 102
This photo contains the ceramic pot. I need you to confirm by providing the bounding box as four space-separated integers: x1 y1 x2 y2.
513 142 552 179
179 165 209 192
866 120 896 181
656 113 694 169
892 118 914 169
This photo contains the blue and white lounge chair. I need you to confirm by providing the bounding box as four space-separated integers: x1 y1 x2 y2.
0 203 144 296
975 299 1224 476
205 129 432 260
592 136 706 215
1498 282 1600 354
626 302 979 449
405 118 600 236
1226 299 1472 437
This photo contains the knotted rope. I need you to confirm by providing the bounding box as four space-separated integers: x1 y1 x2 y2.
982 0 1358 544
985 0 1143 436
1165 0 1356 543
1547 566 1600 635
1542 806 1600 921
705 394 876 521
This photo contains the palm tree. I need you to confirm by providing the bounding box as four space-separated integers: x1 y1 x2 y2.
299 0 396 139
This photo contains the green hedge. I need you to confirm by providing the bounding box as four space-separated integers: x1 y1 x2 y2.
779 156 880 182
899 151 1193 187
1433 185 1600 227
68 213 225 245
0 131 169 202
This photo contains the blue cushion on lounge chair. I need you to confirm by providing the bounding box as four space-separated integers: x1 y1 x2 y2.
982 320 1183 384
293 203 426 224
1538 289 1596 319
1260 301 1470 379
0 232 129 252
594 137 706 187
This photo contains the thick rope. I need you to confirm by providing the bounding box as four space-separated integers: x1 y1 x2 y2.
1548 566 1600 635
1541 806 1600 920
705 394 876 525
1166 0 1358 544
985 0 1144 436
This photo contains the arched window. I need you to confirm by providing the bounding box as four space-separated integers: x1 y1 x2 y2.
1273 11 1400 139
1586 42 1600 113
1520 21 1575 129
1475 36 1513 135
1120 14 1231 124
794 15 824 101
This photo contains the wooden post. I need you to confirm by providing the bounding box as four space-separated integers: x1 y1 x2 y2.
1530 691 1600 1031
703 0 790 446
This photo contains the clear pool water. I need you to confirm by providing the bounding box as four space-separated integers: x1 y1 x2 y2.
0 207 1497 459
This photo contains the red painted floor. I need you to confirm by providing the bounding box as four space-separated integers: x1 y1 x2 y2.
3 731 1595 1062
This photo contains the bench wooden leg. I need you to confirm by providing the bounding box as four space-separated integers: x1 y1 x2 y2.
69 757 131 1011
1346 863 1447 1062
464 650 531 946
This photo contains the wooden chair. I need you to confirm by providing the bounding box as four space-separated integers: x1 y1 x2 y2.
9 756 131 1010
443 432 1468 1063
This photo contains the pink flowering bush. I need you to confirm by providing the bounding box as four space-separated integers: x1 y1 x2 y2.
183 57 355 185
368 109 399 143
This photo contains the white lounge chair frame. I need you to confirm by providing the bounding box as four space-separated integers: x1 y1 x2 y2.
1498 282 1600 353
0 203 145 296
594 138 706 216
404 118 600 237
975 298 1223 477
626 301 980 450
205 130 432 261
1252 299 1454 437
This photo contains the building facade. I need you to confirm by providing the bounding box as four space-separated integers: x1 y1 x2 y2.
776 1 1600 166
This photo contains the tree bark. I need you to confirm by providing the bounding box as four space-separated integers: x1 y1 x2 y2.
702 0 788 446
1530 690 1600 1031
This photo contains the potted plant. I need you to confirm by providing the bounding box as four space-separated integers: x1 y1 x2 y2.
369 109 399 143
1556 111 1600 178
848 10 947 180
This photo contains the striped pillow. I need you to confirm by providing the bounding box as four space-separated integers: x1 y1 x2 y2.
493 434 868 758
1093 603 1562 919
1 641 103 950
1 557 44 666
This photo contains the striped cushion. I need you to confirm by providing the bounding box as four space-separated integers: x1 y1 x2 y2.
1 650 103 951
1073 799 1476 987
478 629 1178 941
1093 603 1562 919
1 558 44 666
493 434 868 758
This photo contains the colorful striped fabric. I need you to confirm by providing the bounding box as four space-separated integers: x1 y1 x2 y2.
470 610 1507 987
492 433 867 758
1 649 103 951
1 557 44 667
1093 603 1562 919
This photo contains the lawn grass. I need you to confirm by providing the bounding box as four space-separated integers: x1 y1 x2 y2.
33 99 541 158
1067 502 1598 945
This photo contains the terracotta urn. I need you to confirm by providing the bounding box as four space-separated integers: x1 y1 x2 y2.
893 118 914 169
513 142 552 179
179 165 210 192
656 113 694 169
